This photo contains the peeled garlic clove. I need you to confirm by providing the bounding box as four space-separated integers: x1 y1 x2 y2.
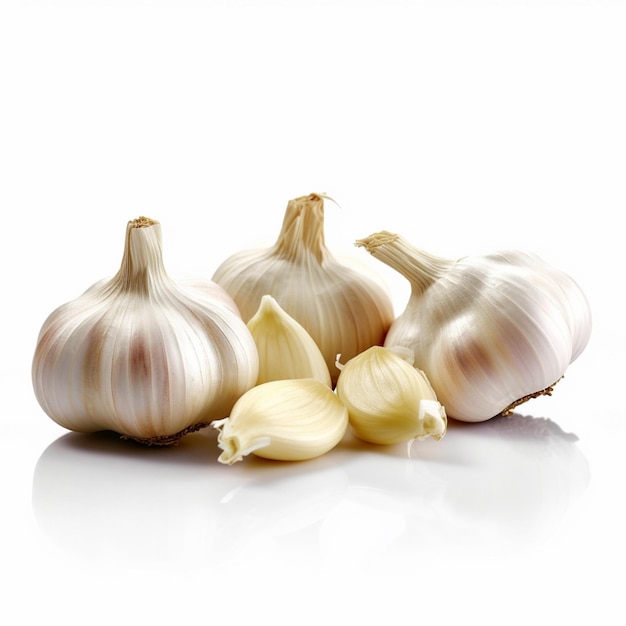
212 378 349 464
211 193 395 384
336 346 447 445
32 216 259 444
356 231 592 422
247 294 332 386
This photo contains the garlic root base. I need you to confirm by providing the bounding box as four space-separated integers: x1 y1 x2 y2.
120 421 212 446
501 378 563 417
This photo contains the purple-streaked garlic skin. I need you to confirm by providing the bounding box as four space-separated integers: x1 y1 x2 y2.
356 232 592 422
32 217 259 442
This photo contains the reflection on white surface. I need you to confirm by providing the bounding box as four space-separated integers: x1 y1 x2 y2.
32 413 590 574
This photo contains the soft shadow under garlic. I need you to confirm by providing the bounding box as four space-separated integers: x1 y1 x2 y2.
436 412 590 539
471 411 580 442
31 429 350 571
32 412 590 573
319 412 590 570
31 430 238 570
34 428 222 465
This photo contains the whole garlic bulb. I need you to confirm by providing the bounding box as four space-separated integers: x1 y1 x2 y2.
356 231 592 422
211 193 395 384
32 216 259 444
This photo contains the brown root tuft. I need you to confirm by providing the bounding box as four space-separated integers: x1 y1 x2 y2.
501 377 563 417
120 421 211 446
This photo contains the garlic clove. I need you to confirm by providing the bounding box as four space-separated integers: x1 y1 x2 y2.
355 231 592 422
32 216 259 444
212 378 349 464
247 294 332 387
335 346 447 445
212 193 395 385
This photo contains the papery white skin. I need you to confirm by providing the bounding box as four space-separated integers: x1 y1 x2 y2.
356 232 592 422
247 294 332 386
212 378 349 464
335 346 447 445
212 193 395 384
32 217 259 443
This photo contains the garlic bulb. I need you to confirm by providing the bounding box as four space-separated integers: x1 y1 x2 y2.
336 346 447 445
356 231 592 423
212 378 349 464
32 216 259 444
247 295 332 386
211 193 395 384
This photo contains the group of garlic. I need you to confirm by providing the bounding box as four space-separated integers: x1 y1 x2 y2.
32 194 592 464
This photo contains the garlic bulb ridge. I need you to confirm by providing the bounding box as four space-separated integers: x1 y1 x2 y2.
32 216 259 444
212 193 395 384
356 231 592 422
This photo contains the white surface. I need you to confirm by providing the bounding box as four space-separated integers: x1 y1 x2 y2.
1 2 624 625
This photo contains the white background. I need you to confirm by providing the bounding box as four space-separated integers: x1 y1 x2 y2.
1 1 624 624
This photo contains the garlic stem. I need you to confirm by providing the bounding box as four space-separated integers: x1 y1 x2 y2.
355 231 455 296
273 193 326 262
113 217 173 295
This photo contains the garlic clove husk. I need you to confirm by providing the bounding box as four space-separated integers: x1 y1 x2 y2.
355 231 592 422
247 294 332 386
212 378 349 464
32 216 259 444
211 193 395 385
335 346 447 445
